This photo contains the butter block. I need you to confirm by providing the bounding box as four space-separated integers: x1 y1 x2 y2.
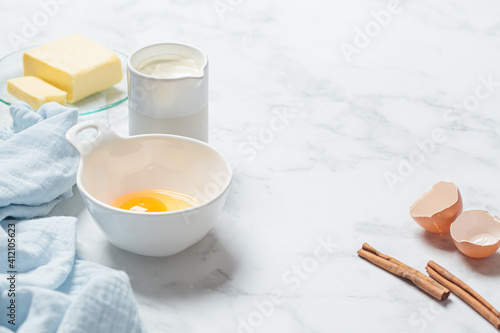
23 34 123 103
7 76 67 110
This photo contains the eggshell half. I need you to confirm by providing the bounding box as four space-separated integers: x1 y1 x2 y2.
409 181 463 233
451 210 500 258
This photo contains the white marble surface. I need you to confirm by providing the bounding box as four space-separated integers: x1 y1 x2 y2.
2 0 500 332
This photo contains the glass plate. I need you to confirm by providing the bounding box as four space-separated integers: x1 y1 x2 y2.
0 46 128 116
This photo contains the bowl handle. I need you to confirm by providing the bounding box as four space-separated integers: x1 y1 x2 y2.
65 120 119 157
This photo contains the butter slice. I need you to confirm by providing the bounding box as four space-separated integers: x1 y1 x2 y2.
23 34 122 103
7 76 67 110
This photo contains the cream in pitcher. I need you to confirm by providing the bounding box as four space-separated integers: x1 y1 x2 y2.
136 54 201 78
127 43 208 142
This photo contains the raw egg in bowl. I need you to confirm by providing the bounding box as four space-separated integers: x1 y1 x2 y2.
66 119 232 257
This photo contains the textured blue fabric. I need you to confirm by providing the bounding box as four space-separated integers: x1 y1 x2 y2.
0 217 143 333
0 102 144 333
0 102 79 221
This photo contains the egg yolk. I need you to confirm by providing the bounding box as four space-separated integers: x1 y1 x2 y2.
110 189 198 213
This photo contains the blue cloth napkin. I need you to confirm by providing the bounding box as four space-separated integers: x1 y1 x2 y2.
0 102 78 221
0 217 143 333
0 102 144 333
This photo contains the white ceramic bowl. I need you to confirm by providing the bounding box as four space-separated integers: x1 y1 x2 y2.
66 120 232 256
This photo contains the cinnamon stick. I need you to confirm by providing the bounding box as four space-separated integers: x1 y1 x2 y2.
362 243 450 295
357 243 450 301
426 261 500 329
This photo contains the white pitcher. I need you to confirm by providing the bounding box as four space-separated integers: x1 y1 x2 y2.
127 43 208 142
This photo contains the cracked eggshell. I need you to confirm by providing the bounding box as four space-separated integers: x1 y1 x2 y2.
409 181 463 234
451 210 500 258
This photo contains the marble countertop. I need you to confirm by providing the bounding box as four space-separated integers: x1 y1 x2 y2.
2 0 500 332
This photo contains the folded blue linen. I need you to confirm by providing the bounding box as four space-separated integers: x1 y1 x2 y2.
0 102 144 332
0 102 79 221
0 217 143 333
